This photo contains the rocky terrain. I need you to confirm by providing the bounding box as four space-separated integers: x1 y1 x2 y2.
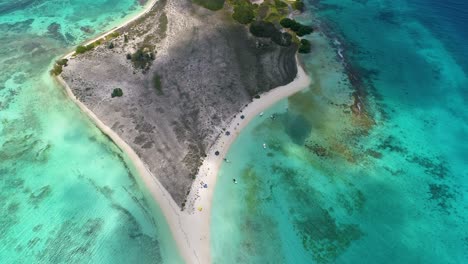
61 0 297 206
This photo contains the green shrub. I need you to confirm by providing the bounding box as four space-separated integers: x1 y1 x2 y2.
111 88 123 98
296 25 313 36
108 42 114 49
193 0 225 10
56 58 68 66
131 48 155 69
75 45 89 54
232 1 255 24
292 1 305 11
280 18 295 28
298 39 311 53
274 0 288 9
109 32 120 38
280 18 314 36
50 64 63 75
124 34 128 43
153 74 163 95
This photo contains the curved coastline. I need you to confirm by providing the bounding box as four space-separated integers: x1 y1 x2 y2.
54 3 311 263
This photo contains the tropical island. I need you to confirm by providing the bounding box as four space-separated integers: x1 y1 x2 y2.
52 0 312 262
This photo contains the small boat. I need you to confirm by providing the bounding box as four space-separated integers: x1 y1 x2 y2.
259 112 264 116
263 143 267 149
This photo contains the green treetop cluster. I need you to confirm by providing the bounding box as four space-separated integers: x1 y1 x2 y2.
279 18 313 36
192 0 314 54
50 58 68 75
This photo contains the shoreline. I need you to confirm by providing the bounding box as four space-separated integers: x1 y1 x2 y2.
55 58 310 263
54 1 311 262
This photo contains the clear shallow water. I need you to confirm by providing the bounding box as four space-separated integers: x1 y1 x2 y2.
212 0 467 263
0 0 182 263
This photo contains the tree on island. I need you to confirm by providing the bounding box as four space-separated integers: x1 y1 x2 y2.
131 48 155 70
292 0 305 11
111 88 123 98
280 18 314 36
298 39 311 53
232 2 255 24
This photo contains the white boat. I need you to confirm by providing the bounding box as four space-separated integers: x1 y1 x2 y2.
263 143 267 149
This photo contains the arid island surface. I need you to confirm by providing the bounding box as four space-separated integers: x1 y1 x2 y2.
60 0 299 207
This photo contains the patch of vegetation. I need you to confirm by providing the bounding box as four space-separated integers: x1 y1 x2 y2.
193 0 225 10
131 47 155 70
280 18 313 36
231 0 255 24
56 58 68 66
249 21 292 46
108 42 114 49
261 0 289 22
50 64 63 75
152 74 163 95
124 34 128 43
274 0 287 9
158 13 168 38
111 88 123 98
50 59 68 75
292 0 305 11
75 45 93 54
106 32 120 40
298 39 311 53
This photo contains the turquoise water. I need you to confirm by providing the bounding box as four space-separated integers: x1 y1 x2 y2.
212 0 467 263
0 0 182 263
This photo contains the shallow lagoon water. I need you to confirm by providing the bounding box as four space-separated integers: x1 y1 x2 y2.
0 0 182 263
212 0 467 263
